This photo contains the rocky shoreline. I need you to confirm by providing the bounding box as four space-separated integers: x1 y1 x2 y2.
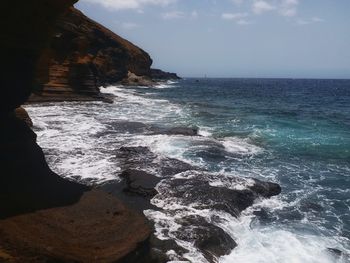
1 0 281 262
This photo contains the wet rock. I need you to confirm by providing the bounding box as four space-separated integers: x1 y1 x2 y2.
326 247 350 261
116 146 196 177
159 158 195 177
177 215 237 263
120 169 160 198
110 121 154 134
160 175 281 217
248 178 282 198
159 126 199 136
148 235 189 263
327 248 343 258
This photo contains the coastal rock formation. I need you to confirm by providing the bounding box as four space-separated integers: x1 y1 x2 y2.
151 68 181 80
30 7 153 102
0 190 151 262
1 0 153 262
1 0 78 113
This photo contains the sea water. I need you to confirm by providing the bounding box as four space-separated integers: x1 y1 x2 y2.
26 78 350 263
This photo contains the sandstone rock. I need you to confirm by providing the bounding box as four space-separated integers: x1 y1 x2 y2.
30 8 153 101
1 0 78 113
0 190 151 263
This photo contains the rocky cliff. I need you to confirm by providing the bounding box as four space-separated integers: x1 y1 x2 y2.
29 7 154 102
0 1 153 262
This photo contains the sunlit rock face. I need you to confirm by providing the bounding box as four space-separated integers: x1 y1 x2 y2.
29 7 153 101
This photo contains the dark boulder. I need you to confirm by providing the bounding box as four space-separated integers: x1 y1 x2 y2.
177 215 237 263
120 169 160 198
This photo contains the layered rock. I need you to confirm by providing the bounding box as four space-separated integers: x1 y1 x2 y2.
1 1 153 262
29 7 153 102
1 0 78 113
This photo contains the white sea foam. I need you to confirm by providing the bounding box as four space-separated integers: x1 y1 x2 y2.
221 137 263 156
220 214 349 263
25 83 350 263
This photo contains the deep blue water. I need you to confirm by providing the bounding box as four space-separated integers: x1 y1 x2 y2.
27 78 350 262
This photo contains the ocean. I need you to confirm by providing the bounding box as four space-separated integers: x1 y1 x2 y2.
26 78 350 263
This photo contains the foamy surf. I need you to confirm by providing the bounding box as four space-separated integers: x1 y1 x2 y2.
25 79 350 263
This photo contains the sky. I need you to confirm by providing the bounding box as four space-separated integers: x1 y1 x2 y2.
75 0 350 79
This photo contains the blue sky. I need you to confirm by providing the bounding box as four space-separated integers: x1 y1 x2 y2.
76 0 350 79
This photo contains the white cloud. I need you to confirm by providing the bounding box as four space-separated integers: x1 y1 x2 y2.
252 0 276 14
279 0 299 17
222 12 248 20
237 19 253 25
311 17 324 22
191 10 199 19
162 11 185 19
84 0 176 10
222 13 252 25
296 16 324 25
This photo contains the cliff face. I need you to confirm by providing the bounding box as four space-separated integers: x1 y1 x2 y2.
30 7 153 101
0 1 153 262
1 0 78 112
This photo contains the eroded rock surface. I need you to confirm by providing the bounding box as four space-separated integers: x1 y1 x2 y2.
0 190 151 263
29 7 153 102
